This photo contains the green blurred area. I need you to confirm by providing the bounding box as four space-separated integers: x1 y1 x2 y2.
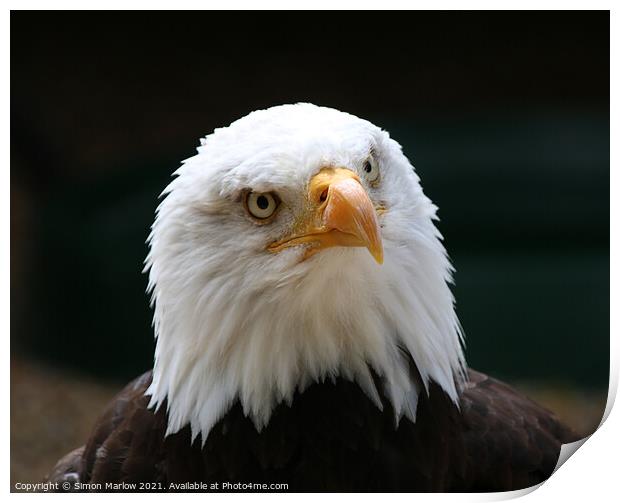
389 113 609 388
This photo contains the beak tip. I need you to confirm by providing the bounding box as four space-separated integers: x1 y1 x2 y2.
370 248 384 265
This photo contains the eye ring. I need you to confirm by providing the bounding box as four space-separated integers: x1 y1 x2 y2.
244 191 280 222
362 157 380 184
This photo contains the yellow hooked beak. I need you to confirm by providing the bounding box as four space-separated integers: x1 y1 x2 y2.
268 168 384 264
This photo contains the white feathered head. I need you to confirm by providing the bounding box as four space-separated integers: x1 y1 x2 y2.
145 103 465 442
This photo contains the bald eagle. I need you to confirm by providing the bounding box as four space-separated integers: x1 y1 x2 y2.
48 104 577 492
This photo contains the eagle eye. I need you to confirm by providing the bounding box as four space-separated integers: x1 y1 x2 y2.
244 191 280 221
362 158 380 184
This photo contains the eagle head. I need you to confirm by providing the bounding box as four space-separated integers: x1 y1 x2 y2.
145 103 465 442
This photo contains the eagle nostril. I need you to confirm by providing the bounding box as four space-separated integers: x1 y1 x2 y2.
319 187 329 203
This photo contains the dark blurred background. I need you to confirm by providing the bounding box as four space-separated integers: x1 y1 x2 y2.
10 11 609 486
